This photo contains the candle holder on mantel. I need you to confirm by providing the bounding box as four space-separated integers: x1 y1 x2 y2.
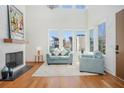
34 47 43 62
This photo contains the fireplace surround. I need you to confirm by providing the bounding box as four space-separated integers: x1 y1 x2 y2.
0 51 32 81
6 51 23 68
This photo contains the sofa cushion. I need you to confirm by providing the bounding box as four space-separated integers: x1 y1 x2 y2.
49 56 70 60
94 51 103 58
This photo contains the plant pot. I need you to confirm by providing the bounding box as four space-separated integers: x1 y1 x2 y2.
1 71 8 80
1 66 9 80
8 68 13 77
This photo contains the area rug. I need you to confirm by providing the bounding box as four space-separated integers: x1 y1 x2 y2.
32 62 97 77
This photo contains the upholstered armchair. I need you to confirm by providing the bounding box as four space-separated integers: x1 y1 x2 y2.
79 51 104 74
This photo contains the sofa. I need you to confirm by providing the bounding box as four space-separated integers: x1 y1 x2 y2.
79 51 104 74
47 47 73 65
46 53 73 65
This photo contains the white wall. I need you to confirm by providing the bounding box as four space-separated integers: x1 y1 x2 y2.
25 5 88 62
0 5 26 79
87 5 124 75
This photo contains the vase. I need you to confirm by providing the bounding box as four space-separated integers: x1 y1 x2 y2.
1 71 8 79
8 68 13 77
1 66 9 80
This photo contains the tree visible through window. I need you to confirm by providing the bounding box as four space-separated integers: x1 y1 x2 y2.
98 22 106 54
49 32 59 53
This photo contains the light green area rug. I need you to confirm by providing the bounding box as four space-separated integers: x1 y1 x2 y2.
33 62 97 77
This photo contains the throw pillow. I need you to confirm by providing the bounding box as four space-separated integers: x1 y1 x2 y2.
51 53 55 56
61 48 68 56
64 52 69 56
94 51 103 58
53 48 61 56
58 53 62 56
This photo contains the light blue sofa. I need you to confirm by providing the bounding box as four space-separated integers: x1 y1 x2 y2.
46 53 73 65
79 51 104 74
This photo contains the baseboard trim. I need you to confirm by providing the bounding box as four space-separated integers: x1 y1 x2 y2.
105 68 124 82
115 76 124 82
104 66 115 76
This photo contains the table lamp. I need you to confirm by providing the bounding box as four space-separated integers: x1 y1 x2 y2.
36 47 42 55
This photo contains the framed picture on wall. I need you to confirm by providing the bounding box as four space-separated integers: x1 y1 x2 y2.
7 5 24 40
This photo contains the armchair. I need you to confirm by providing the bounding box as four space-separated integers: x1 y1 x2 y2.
79 51 104 74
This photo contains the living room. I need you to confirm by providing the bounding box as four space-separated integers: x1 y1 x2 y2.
0 5 124 88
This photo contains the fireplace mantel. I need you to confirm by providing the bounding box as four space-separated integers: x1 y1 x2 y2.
3 38 28 44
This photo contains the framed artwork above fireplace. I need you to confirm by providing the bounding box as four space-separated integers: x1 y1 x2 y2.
7 5 24 40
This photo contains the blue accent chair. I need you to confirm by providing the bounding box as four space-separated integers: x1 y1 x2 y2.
79 51 104 74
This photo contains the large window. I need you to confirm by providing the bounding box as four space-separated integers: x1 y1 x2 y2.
49 32 59 53
49 31 73 53
98 22 106 54
63 32 73 51
89 29 94 52
49 30 87 53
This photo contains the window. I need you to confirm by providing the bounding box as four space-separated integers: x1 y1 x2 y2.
89 29 94 52
75 5 85 10
49 31 59 53
62 5 72 9
98 22 106 54
49 31 73 52
63 32 73 51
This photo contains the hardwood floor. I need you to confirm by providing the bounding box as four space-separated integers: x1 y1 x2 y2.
0 62 124 88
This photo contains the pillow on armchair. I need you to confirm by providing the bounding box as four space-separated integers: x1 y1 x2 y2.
81 52 94 58
94 51 103 58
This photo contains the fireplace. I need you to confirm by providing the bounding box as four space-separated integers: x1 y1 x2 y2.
6 51 23 68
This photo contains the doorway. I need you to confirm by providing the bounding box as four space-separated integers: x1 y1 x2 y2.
76 31 86 53
75 31 86 63
116 9 124 80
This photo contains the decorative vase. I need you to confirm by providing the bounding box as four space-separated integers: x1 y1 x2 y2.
8 68 13 77
1 66 9 80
